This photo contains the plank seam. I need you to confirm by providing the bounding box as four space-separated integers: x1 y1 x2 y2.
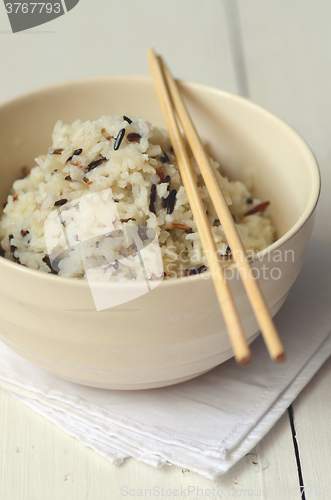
288 405 306 500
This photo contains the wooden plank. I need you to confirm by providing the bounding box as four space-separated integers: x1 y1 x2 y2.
238 1 331 497
215 412 301 498
292 357 331 499
0 0 238 103
0 390 300 499
237 0 331 242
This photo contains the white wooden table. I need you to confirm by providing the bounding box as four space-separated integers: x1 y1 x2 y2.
0 1 330 498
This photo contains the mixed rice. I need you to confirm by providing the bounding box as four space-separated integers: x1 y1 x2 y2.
0 115 275 281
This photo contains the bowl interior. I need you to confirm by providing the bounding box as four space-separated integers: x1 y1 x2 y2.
0 75 320 250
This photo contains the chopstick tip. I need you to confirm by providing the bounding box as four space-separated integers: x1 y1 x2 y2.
236 352 252 366
147 47 156 58
273 351 286 363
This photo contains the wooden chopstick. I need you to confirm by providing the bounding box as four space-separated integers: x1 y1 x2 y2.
157 53 286 363
148 48 252 365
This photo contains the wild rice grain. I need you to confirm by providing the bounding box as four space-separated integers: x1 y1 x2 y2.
219 245 232 260
167 189 177 214
127 132 141 142
162 175 171 208
54 199 67 207
42 255 58 275
186 265 207 276
9 235 16 254
156 169 165 184
86 158 107 172
66 148 83 163
160 151 169 163
149 184 156 214
123 116 132 124
168 223 192 232
21 166 31 178
245 201 270 216
138 226 149 242
114 128 126 150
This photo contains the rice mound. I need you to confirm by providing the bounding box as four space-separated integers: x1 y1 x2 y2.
0 115 275 280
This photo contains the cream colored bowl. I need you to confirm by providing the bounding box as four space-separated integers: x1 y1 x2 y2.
0 76 320 389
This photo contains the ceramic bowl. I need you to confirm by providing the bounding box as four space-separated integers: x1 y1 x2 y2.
0 76 320 389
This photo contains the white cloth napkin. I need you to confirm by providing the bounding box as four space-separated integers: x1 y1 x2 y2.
0 238 330 480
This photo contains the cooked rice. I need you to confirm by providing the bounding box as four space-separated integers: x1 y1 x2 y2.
0 115 275 280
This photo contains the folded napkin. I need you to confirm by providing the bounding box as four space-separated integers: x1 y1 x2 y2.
0 238 330 480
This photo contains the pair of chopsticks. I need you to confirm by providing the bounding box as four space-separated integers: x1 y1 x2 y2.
147 48 285 365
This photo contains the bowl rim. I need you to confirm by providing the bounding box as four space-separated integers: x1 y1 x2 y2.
0 74 321 287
